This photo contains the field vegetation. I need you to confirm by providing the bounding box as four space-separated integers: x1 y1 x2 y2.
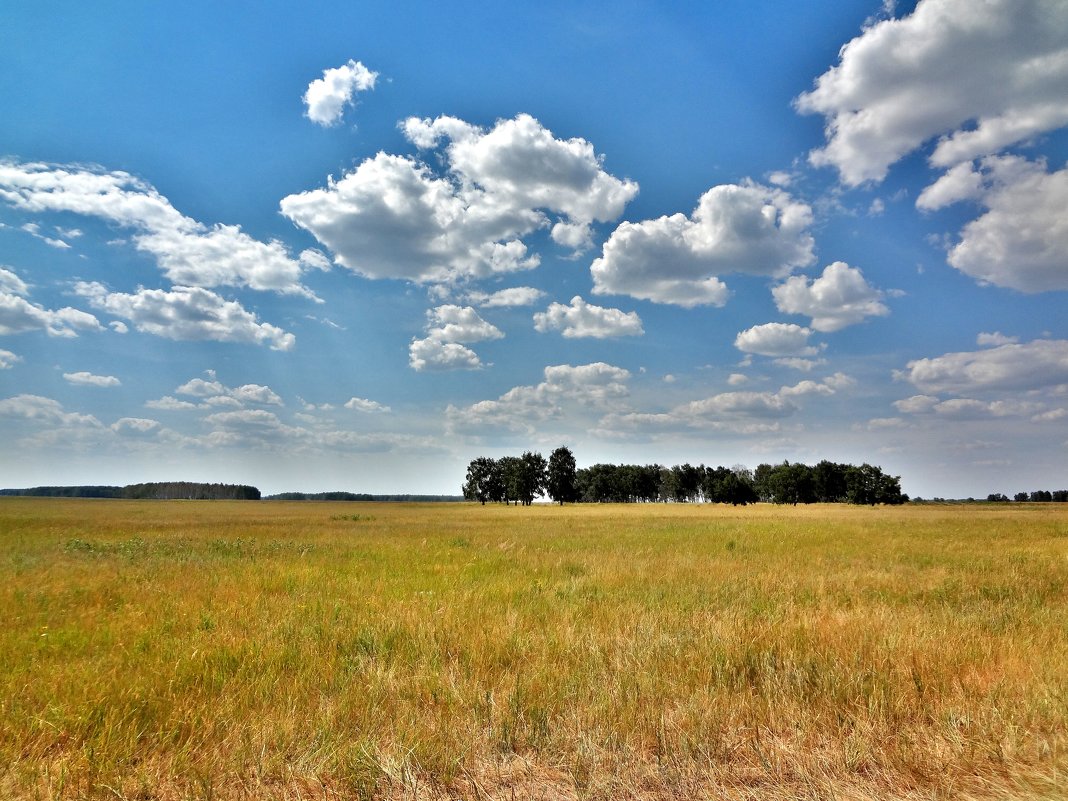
1 498 1066 800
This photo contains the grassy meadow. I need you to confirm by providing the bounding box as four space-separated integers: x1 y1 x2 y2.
1 498 1066 800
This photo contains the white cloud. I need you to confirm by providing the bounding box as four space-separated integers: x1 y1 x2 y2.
465 286 546 307
145 396 198 411
601 374 851 434
109 321 128 334
74 282 296 350
898 339 1068 394
63 371 120 388
0 267 29 295
734 322 819 357
0 291 102 337
446 362 631 434
1033 408 1068 423
0 394 101 427
727 373 749 386
111 417 161 435
590 180 814 307
281 114 636 285
344 397 391 413
0 161 313 296
977 331 1018 347
772 261 890 332
921 157 1068 292
0 349 21 369
408 339 484 372
303 59 378 127
409 305 503 371
893 395 940 414
774 357 826 372
797 0 1068 185
533 295 643 339
172 371 283 406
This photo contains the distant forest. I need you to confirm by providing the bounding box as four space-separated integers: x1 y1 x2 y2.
0 485 464 502
264 492 464 502
1 482 260 500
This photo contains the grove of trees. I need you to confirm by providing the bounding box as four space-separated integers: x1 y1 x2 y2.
463 451 907 506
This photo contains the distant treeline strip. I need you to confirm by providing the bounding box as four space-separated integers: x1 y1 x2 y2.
1 482 260 500
264 492 464 502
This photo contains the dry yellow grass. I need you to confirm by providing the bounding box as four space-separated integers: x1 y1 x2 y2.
1 498 1066 800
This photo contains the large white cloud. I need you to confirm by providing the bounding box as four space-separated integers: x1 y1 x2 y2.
898 339 1068 394
796 0 1068 185
0 161 313 297
0 292 102 338
280 114 637 284
74 282 296 350
919 156 1068 292
772 261 890 331
533 296 643 339
734 322 819 357
590 181 814 307
446 362 631 434
408 305 503 371
303 59 378 127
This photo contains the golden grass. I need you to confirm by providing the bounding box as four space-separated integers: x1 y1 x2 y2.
1 498 1066 800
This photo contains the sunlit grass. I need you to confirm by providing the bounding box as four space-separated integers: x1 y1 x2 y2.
1 499 1066 799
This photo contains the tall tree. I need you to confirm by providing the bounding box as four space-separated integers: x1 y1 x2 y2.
516 451 547 506
546 446 578 505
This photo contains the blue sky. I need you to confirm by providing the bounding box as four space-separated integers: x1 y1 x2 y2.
2 0 1066 497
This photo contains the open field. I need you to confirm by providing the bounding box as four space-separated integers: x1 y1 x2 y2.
1 499 1066 800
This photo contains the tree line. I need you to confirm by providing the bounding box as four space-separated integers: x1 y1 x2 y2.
1 482 261 500
986 490 1068 503
463 449 907 506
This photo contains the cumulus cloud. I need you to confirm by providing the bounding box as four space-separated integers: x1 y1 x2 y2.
446 362 631 434
145 396 198 411
0 291 102 338
63 371 120 387
111 417 161 435
796 0 1068 185
734 322 819 357
977 331 1019 347
165 370 284 407
590 180 814 307
280 114 637 284
0 394 101 427
408 339 484 372
0 266 29 295
600 374 852 434
0 349 20 369
919 156 1068 292
344 397 391 413
409 305 503 371
898 339 1068 394
74 282 296 350
0 161 314 297
303 59 378 127
772 261 890 331
774 357 827 372
465 286 546 307
533 295 643 339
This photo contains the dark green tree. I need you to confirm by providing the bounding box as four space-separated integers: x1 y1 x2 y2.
546 446 578 505
516 451 547 506
462 457 500 504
